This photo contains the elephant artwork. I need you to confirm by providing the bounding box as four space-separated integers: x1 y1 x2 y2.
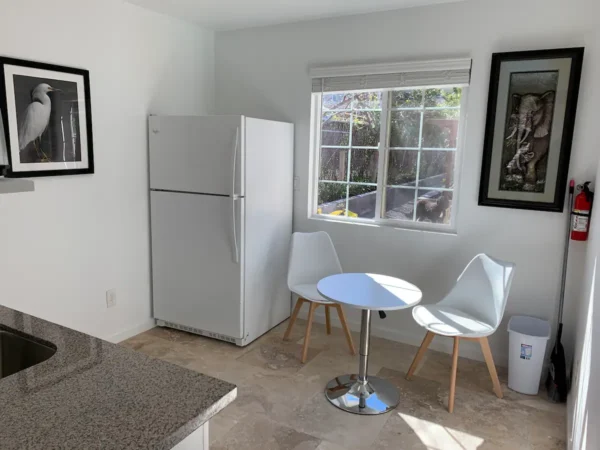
501 76 557 193
479 48 584 212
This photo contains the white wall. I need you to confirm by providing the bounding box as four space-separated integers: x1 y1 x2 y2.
568 181 600 450
215 0 600 365
568 28 600 450
0 0 214 341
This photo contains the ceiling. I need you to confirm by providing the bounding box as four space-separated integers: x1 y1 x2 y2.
128 0 462 31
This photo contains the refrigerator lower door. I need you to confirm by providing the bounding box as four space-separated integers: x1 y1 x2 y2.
151 190 244 339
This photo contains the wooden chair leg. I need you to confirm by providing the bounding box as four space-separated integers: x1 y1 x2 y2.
448 336 460 413
480 337 503 398
335 304 356 355
302 302 318 363
325 305 332 335
406 331 435 380
283 298 305 341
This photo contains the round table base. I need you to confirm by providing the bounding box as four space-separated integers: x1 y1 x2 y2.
325 375 399 415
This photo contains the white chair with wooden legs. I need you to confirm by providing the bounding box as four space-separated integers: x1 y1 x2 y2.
283 232 356 363
406 254 516 413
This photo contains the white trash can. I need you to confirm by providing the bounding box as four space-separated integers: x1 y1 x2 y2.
507 316 551 395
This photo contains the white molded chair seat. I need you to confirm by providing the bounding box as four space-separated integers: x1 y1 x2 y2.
289 284 334 304
412 305 496 338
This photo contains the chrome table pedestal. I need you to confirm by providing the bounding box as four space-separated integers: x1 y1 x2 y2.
325 310 400 415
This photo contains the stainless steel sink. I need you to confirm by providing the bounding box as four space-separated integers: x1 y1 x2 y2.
0 329 56 379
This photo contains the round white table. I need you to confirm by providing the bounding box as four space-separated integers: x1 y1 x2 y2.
317 273 422 415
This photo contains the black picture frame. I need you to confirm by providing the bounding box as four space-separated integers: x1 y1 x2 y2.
478 47 584 212
0 56 94 178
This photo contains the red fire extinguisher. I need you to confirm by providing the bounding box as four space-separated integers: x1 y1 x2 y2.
571 181 594 241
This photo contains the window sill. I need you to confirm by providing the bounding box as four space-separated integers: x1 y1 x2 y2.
309 214 458 236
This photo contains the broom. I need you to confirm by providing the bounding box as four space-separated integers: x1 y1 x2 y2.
545 180 573 403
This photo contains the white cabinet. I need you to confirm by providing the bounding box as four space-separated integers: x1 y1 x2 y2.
172 422 209 450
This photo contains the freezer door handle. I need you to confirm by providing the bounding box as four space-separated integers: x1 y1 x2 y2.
232 127 240 197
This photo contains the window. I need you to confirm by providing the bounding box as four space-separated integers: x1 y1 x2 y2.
310 59 470 230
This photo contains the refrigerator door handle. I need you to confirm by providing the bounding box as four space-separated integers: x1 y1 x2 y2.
232 127 240 197
231 127 240 264
231 196 240 264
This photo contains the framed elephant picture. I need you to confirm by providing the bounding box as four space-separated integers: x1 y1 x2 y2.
479 48 584 212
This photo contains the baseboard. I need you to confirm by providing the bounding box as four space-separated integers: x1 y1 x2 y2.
106 318 156 343
308 310 510 368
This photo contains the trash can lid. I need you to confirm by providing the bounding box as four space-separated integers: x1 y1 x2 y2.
507 315 551 339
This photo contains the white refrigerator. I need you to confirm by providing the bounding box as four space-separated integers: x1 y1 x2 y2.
149 115 294 346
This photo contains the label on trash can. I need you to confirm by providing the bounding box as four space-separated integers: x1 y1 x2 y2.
520 344 532 360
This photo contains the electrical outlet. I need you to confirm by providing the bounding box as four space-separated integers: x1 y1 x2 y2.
106 289 117 308
293 176 300 192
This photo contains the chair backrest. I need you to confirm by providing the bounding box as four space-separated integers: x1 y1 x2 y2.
287 231 343 289
439 254 516 330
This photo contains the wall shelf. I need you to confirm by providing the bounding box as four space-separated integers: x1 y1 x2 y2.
0 178 34 194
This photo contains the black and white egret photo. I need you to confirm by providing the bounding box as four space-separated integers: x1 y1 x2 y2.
0 56 94 177
13 75 81 164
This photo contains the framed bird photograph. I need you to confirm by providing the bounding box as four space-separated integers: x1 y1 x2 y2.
479 48 584 212
0 57 94 177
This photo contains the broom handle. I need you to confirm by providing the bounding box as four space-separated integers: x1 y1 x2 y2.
558 181 575 325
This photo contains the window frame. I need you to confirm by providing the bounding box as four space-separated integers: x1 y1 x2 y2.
309 85 469 234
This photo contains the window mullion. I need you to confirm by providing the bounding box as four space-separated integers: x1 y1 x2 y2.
412 89 426 222
375 91 391 219
345 105 354 217
313 94 324 215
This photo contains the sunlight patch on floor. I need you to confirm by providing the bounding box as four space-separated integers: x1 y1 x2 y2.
399 412 485 450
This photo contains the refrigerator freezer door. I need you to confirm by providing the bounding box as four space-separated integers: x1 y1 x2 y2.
149 115 244 196
151 190 244 339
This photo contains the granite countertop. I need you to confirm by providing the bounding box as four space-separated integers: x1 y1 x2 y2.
0 305 237 449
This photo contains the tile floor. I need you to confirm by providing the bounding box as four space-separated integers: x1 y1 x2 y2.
121 320 566 450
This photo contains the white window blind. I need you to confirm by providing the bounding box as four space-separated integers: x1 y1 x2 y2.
310 58 472 93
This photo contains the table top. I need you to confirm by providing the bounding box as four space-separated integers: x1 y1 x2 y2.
317 273 422 311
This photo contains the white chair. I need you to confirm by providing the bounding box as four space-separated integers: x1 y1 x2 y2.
284 231 356 363
406 253 516 413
